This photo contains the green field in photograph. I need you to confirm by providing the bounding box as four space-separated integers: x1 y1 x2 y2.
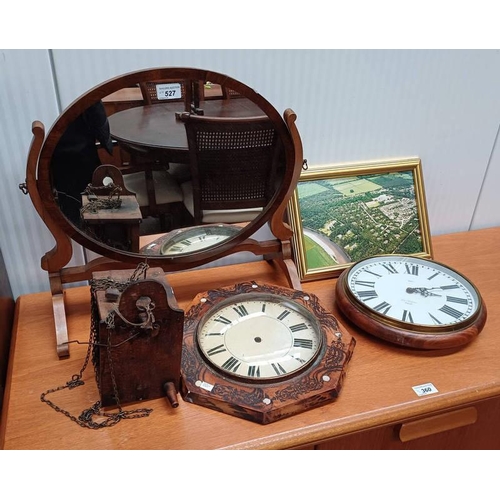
330 177 381 196
305 235 338 268
297 182 329 198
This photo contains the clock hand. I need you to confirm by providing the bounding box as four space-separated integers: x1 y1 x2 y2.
406 287 441 297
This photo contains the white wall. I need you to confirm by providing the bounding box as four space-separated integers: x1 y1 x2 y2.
1 49 499 298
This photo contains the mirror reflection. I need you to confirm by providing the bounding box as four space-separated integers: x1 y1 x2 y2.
50 77 285 256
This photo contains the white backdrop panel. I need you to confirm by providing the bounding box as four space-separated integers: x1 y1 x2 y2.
52 49 500 237
0 49 86 298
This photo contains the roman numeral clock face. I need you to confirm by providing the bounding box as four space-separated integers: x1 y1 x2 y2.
336 255 487 349
197 295 322 380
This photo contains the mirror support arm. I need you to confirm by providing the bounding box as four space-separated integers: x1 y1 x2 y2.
269 109 303 243
26 121 75 357
26 121 74 273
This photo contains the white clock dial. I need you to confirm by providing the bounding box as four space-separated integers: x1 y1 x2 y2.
347 255 480 327
161 224 240 255
197 293 323 380
142 224 240 256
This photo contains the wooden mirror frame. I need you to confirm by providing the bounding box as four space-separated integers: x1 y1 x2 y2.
24 67 304 357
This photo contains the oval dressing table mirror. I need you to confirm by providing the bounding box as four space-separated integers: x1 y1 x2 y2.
23 67 304 358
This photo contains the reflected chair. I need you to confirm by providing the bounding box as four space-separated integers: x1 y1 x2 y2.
221 87 243 99
180 114 282 225
140 79 188 105
122 165 184 231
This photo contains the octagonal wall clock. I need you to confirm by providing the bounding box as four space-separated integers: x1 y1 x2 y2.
181 281 356 424
335 254 487 350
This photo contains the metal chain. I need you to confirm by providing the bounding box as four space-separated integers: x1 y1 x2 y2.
80 182 123 215
40 263 154 429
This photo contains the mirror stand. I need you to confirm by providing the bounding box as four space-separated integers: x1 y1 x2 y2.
23 110 304 358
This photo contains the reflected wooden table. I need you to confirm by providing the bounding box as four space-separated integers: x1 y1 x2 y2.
2 228 500 449
108 99 266 163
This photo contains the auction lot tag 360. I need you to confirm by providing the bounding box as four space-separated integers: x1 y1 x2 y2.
412 382 439 396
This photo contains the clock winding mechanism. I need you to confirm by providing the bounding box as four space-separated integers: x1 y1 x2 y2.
91 266 184 408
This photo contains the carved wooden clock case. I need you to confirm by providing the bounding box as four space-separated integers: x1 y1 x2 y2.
181 281 355 424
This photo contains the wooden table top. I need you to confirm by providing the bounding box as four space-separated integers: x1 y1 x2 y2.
108 99 265 155
2 227 499 449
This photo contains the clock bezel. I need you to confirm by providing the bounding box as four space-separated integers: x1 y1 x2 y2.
195 291 325 383
335 254 487 350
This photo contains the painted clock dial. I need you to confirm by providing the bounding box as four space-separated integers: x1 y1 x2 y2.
197 294 322 381
335 255 487 349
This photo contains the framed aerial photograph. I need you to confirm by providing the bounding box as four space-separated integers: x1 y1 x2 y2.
288 157 433 281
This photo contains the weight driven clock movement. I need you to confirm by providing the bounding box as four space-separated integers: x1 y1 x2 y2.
181 281 355 424
335 254 487 349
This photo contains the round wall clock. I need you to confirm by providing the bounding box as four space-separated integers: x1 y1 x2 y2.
181 281 356 424
335 254 487 349
141 224 241 256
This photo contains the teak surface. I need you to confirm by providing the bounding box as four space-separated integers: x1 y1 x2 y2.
1 227 500 449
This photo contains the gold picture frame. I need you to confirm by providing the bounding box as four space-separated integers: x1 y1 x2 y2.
289 157 433 281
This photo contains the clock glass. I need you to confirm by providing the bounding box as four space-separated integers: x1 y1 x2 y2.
196 293 323 381
346 255 480 328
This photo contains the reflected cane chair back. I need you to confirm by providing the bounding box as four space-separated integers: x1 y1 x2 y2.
221 86 244 99
180 114 282 225
140 79 188 105
139 79 204 108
